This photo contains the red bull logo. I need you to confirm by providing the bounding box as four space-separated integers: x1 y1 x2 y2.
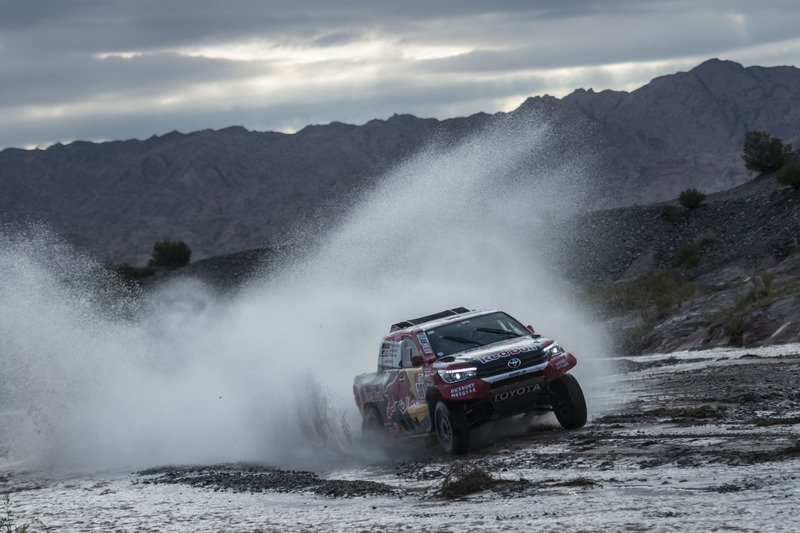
477 344 536 364
384 370 420 419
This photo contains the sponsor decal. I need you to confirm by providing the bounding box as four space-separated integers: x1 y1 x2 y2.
385 370 420 419
417 332 435 356
492 383 540 403
449 382 477 398
379 340 402 368
362 389 384 403
477 344 537 364
544 352 577 379
415 372 427 398
552 355 571 369
507 358 522 369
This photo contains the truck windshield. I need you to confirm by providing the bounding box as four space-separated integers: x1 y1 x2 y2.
424 312 530 358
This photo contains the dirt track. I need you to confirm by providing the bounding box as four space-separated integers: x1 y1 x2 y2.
142 351 800 499
4 347 800 532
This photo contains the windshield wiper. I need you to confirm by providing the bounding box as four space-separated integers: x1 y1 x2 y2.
477 327 521 338
442 335 482 346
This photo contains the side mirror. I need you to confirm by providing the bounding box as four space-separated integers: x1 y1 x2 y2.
526 325 535 334
411 354 423 367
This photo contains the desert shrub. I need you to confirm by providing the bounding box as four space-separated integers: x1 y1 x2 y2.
746 278 762 303
585 269 703 327
439 463 500 498
677 281 697 303
710 274 792 346
148 240 192 269
744 271 778 304
733 290 753 312
114 262 155 284
771 277 800 298
694 232 716 245
776 161 800 189
742 131 792 173
728 315 747 346
1 494 49 532
761 271 776 295
638 271 676 320
673 242 701 269
659 203 682 222
654 294 674 317
645 270 678 294
586 270 699 321
678 188 707 208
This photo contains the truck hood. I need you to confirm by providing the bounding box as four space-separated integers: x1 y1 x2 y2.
442 336 552 376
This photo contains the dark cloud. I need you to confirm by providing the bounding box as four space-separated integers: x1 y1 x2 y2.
0 0 102 29
0 52 260 107
1 0 800 149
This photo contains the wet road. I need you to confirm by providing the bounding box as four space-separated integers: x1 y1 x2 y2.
2 344 800 532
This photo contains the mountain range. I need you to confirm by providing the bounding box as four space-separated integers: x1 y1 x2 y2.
2 58 799 264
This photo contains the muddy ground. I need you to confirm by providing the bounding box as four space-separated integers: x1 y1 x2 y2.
4 347 800 532
140 351 800 500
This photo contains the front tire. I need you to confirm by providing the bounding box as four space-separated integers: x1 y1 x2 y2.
435 402 470 455
549 373 587 429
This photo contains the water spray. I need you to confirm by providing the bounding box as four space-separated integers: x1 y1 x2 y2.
0 111 611 472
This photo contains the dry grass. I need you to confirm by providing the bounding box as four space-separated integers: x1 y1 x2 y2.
439 463 501 499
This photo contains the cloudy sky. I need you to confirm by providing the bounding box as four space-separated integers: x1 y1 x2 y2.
2 0 799 150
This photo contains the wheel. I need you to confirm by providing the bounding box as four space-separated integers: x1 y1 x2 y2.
549 373 587 429
361 405 384 433
435 402 470 455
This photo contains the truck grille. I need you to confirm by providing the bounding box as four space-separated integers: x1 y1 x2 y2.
475 351 548 381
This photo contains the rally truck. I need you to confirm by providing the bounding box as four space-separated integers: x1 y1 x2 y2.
353 307 587 454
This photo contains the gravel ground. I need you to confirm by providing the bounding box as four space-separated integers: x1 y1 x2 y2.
138 347 800 498
4 345 799 532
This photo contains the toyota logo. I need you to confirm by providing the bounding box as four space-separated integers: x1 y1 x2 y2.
508 358 522 369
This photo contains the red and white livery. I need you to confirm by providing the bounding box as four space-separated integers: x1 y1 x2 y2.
353 307 587 454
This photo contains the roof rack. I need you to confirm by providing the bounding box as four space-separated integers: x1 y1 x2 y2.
390 307 471 331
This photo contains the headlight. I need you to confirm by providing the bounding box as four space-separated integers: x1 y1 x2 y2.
545 343 564 357
438 367 477 383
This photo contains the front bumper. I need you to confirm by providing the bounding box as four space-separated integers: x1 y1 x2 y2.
445 352 578 427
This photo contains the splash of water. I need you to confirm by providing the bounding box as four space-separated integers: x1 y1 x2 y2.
0 112 611 472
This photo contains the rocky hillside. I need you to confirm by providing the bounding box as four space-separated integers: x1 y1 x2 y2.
555 173 800 353
2 59 800 264
558 173 799 285
0 115 487 264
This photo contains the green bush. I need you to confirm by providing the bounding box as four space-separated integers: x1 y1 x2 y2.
728 315 747 346
148 240 192 269
677 281 697 303
678 189 707 209
742 131 792 173
776 161 800 189
655 294 674 317
659 203 682 222
114 262 155 283
674 242 701 269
